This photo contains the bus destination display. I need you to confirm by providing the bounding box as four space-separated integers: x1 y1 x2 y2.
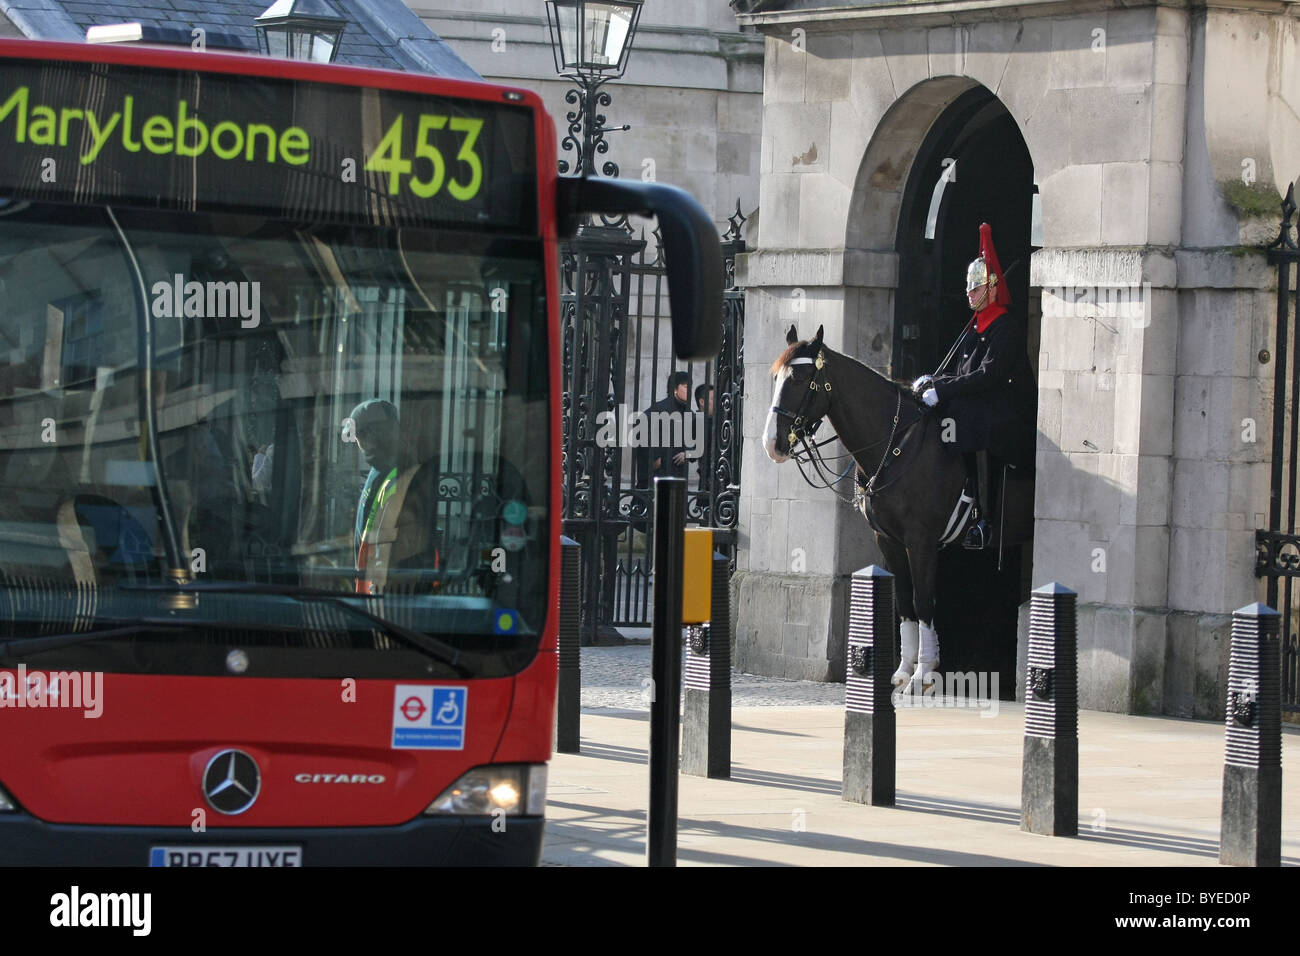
0 57 537 232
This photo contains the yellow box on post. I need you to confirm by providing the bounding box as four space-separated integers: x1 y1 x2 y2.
681 528 713 624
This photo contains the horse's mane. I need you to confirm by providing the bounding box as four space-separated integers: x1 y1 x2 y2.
770 340 911 391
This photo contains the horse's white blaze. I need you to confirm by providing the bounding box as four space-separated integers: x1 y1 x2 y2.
763 365 792 463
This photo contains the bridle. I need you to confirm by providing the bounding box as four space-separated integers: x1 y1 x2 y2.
771 348 906 506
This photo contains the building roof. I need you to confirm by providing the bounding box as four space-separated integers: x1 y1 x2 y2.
0 0 480 78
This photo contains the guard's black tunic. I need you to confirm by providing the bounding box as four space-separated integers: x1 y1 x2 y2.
931 308 1037 466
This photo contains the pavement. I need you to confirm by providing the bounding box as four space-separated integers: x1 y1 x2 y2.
540 644 1300 866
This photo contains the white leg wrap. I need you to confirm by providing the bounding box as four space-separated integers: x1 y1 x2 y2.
892 619 919 687
917 621 940 689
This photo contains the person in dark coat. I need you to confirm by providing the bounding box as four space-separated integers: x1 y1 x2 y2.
646 370 692 481
913 223 1036 548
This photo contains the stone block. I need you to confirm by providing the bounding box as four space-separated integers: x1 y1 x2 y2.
768 33 805 105
1127 607 1169 714
829 102 870 189
717 132 753 177
961 19 1017 95
1162 610 1198 717
1059 373 1115 456
1138 373 1175 457
767 102 830 174
879 27 929 98
1192 612 1231 720
1155 5 1188 37
748 511 772 572
719 91 763 135
1020 89 1072 182
1100 524 1137 606
993 16 1054 125
1082 603 1135 712
1152 31 1188 86
1041 164 1103 245
1037 379 1064 445
805 31 852 102
1104 34 1154 87
1151 83 1186 165
1101 162 1150 245
1172 373 1215 460
849 30 899 128
758 172 800 246
1167 526 1227 612
1131 524 1170 608
1069 85 1152 166
1050 15 1109 89
1147 162 1183 246
1032 517 1101 602
798 175 853 248
1170 456 1230 530
1097 6 1157 45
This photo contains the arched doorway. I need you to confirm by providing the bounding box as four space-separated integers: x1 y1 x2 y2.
893 85 1038 698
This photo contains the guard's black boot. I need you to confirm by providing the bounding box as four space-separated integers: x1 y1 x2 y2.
959 468 989 549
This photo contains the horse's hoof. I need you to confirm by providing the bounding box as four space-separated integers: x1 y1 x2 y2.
916 660 940 692
891 660 917 688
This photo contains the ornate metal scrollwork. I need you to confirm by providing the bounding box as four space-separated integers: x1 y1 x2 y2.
850 644 871 676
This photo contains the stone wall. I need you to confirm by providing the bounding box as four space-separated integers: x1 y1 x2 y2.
735 0 1294 715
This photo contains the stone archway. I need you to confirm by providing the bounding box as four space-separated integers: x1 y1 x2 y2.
843 77 1039 696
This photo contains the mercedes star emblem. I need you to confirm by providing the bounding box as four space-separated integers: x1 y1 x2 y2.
203 749 261 815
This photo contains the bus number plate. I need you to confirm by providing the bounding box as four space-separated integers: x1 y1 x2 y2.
149 846 302 867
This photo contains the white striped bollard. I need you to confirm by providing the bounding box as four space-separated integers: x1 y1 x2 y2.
1020 582 1078 836
842 565 896 806
1219 602 1282 867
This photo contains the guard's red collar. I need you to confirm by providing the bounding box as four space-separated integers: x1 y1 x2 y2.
974 303 1005 334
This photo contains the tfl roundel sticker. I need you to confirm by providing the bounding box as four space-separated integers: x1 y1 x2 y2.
392 685 467 750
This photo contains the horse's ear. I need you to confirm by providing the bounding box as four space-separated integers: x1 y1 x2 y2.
814 325 824 343
786 325 798 345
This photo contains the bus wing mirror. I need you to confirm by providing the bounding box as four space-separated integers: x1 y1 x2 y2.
556 178 723 361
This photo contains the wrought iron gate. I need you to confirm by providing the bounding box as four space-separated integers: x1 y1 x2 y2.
1256 182 1300 713
560 204 747 641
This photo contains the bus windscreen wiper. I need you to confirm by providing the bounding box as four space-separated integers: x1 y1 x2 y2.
124 582 472 677
0 623 188 658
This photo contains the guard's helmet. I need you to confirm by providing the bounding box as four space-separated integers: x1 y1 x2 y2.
966 255 996 295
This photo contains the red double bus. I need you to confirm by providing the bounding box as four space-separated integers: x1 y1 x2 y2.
0 38 719 865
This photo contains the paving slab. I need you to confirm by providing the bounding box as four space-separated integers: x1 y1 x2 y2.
542 698 1300 867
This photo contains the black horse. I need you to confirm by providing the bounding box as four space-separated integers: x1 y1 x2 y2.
764 324 970 689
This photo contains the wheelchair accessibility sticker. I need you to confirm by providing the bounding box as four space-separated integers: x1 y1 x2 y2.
392 685 467 749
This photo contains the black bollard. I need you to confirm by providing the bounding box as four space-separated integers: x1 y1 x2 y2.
647 477 685 867
1220 602 1282 867
1020 582 1078 836
555 536 581 754
842 565 896 806
683 549 732 779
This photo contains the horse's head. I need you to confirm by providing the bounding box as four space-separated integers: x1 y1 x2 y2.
764 324 833 464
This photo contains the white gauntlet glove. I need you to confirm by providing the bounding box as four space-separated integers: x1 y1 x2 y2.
911 375 933 392
922 388 938 407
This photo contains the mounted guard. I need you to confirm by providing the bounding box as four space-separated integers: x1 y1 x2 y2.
913 222 1036 550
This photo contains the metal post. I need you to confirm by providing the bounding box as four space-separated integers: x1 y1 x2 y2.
1220 602 1282 867
842 565 896 806
556 536 581 753
1020 582 1078 837
682 549 732 778
647 477 685 867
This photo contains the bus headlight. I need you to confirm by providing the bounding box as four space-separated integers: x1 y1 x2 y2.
424 764 547 816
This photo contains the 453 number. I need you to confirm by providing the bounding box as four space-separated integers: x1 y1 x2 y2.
365 114 484 201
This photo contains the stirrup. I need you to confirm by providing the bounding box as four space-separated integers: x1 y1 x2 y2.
962 517 989 550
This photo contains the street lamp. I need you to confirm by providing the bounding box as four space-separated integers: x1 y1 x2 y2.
545 1 643 176
254 0 346 64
